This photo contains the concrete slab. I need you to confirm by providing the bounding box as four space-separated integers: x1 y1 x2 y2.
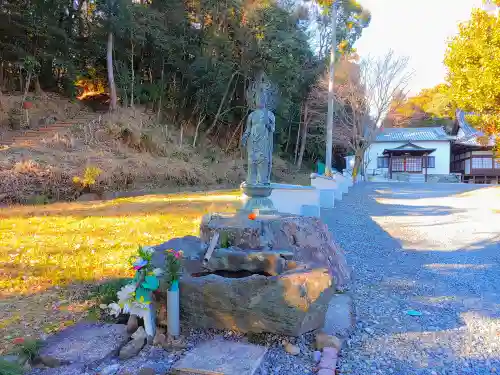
310 174 343 201
171 339 267 375
321 294 355 339
269 184 320 216
301 204 321 217
319 189 335 208
39 323 129 365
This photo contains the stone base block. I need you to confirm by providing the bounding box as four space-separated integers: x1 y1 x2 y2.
171 339 267 375
163 267 335 336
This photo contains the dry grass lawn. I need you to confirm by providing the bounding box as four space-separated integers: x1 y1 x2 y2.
0 190 240 354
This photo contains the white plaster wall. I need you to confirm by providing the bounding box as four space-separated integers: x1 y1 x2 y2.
365 141 451 175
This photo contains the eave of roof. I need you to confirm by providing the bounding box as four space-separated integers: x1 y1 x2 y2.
375 127 451 142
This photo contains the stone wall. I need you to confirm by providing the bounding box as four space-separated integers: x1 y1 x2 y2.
391 173 461 183
427 174 461 183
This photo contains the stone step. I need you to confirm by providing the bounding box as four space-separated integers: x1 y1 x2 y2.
171 339 267 375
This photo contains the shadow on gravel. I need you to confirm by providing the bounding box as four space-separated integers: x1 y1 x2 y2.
323 183 500 374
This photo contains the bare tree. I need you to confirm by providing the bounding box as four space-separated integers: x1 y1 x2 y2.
307 51 411 180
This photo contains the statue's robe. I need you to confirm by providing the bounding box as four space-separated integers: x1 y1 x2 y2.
244 108 275 185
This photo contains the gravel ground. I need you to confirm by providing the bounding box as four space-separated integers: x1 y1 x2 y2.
323 183 500 375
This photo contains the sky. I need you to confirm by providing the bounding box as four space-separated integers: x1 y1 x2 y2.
355 0 484 95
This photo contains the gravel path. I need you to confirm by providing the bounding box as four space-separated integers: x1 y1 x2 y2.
324 183 500 375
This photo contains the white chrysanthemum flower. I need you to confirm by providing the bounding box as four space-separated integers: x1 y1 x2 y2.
108 302 122 317
128 301 149 318
117 283 136 303
152 268 164 276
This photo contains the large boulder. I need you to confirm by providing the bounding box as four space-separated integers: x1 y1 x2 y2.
199 213 351 291
158 267 334 336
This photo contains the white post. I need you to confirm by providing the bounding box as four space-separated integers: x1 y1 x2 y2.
167 281 180 337
325 1 337 175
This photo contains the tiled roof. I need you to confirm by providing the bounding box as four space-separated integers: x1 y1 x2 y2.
375 127 450 142
455 135 496 147
454 109 496 147
456 110 480 137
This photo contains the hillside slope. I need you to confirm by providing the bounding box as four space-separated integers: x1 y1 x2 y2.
0 96 309 204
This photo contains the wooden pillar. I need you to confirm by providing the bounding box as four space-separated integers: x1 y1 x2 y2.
424 153 428 182
389 154 393 180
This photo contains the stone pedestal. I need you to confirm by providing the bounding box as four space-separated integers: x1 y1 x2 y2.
153 212 350 337
311 173 342 204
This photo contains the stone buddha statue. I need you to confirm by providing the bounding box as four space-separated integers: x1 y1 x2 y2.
241 93 275 186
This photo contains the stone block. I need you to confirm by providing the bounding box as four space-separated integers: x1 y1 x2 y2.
166 268 335 336
171 339 267 375
321 293 355 338
39 323 129 365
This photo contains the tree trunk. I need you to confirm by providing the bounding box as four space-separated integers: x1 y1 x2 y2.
34 76 45 97
294 102 304 165
130 36 135 108
352 149 363 182
19 68 23 94
225 114 246 152
107 31 118 111
206 71 238 136
21 71 32 105
157 59 164 122
179 123 184 146
297 123 308 170
193 113 206 147
0 61 4 89
297 103 309 169
285 112 292 153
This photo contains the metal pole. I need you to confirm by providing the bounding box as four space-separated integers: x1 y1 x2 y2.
325 1 337 176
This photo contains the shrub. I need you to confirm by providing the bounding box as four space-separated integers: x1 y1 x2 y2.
14 339 42 362
73 166 102 194
92 278 132 306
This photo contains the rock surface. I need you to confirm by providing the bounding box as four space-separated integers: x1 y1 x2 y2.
204 247 286 276
119 337 146 360
199 213 350 291
27 364 87 375
127 315 139 334
168 267 334 336
39 323 129 365
152 236 204 263
171 339 267 375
